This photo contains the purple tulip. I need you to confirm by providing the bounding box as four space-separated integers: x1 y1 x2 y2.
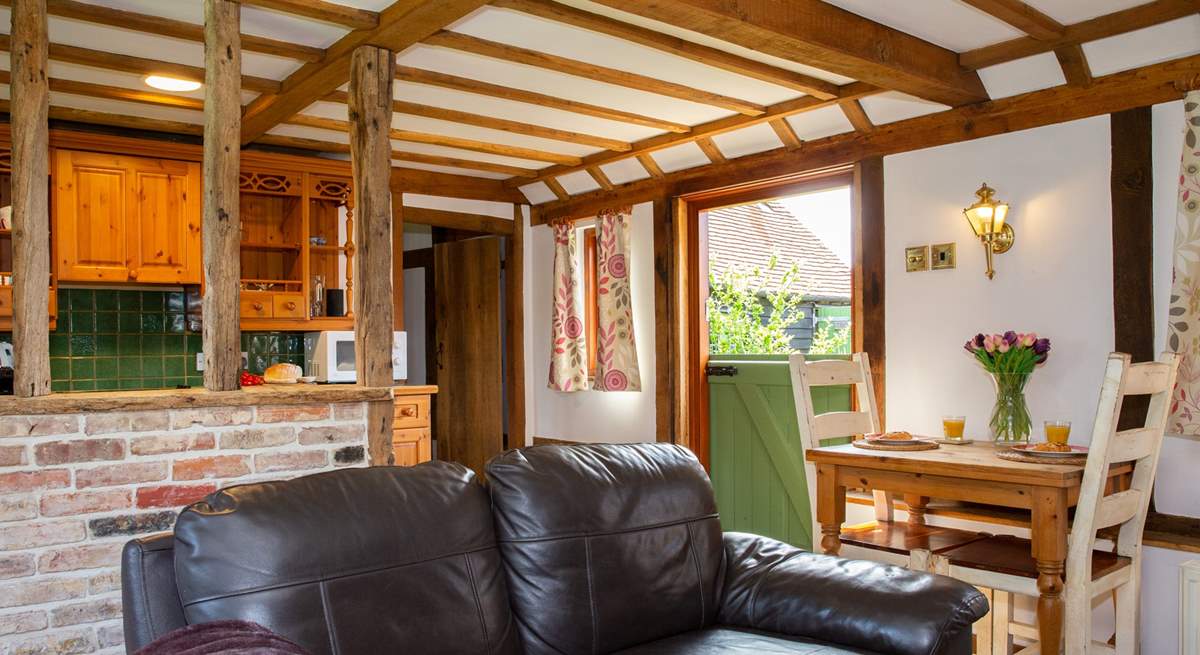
973 333 986 348
1003 331 1019 345
963 340 976 354
1033 338 1051 355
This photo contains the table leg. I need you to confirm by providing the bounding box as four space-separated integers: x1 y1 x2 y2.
1036 560 1065 654
1031 486 1068 654
815 463 846 556
904 493 929 525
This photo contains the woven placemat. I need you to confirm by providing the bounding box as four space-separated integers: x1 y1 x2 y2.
853 440 939 452
995 449 1087 466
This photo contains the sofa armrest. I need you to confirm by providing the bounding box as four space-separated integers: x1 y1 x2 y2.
122 533 187 653
717 533 988 655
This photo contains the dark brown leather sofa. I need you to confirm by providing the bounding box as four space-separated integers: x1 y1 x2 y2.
122 443 988 655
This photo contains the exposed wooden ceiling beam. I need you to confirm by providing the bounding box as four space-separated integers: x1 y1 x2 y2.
0 0 323 62
0 35 281 94
423 31 766 116
283 113 583 165
839 99 874 132
396 65 691 133
239 0 379 30
507 81 881 187
490 0 839 100
637 153 664 178
959 0 1065 40
0 99 204 136
587 166 615 190
960 0 1197 70
322 90 631 151
240 0 489 144
0 70 205 110
695 137 726 163
543 177 570 201
254 133 541 177
1055 44 1093 87
403 206 515 234
532 53 1200 217
587 0 989 106
769 118 803 151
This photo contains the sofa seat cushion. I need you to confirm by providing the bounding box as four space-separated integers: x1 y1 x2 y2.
613 627 877 655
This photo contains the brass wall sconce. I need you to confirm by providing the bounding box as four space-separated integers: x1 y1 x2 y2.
963 183 1014 279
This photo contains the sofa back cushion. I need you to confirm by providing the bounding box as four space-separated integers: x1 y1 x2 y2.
486 444 724 654
172 464 521 655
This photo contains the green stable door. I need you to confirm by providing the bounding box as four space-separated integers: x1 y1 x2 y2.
707 355 852 551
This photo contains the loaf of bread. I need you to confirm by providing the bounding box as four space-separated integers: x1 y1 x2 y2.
264 362 302 384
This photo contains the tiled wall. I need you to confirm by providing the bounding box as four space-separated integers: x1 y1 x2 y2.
1 289 307 392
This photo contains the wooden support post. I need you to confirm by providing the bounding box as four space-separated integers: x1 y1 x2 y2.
11 0 50 397
1111 106 1154 430
202 0 242 391
505 205 526 447
653 196 675 443
852 157 886 428
349 45 396 465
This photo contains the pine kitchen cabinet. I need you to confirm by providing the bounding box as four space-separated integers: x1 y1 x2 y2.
54 149 202 284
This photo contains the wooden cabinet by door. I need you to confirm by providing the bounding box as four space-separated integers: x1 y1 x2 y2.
392 393 432 466
55 150 201 284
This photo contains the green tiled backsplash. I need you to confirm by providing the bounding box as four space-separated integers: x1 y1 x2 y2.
0 288 305 392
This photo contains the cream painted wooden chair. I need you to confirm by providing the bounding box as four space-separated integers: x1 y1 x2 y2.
930 352 1180 655
789 352 988 567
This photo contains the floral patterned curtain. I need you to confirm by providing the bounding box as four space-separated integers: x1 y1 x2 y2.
593 207 642 392
1168 91 1200 433
548 221 588 392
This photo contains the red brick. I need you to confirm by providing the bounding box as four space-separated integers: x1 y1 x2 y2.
85 411 170 435
40 490 132 518
332 403 365 421
0 552 35 579
97 622 124 648
88 570 121 595
0 496 38 522
257 404 331 423
298 425 364 445
0 610 47 637
0 469 71 494
3 627 95 655
0 415 79 438
37 542 123 573
75 462 166 489
50 597 122 627
171 407 253 429
0 444 26 466
129 431 215 456
34 439 125 465
172 455 251 481
0 577 87 609
220 427 295 450
136 483 217 509
0 521 86 551
254 450 327 473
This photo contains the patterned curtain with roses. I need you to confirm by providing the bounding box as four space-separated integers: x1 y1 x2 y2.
548 221 588 392
593 207 642 392
1168 91 1200 434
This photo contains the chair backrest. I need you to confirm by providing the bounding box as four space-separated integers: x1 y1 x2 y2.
789 352 891 535
1067 352 1180 582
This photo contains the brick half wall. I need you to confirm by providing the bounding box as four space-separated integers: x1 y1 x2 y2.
0 402 370 654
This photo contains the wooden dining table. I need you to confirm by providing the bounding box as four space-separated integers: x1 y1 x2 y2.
806 440 1131 653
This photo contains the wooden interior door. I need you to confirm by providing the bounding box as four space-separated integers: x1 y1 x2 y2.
129 159 202 284
55 150 131 282
434 236 503 476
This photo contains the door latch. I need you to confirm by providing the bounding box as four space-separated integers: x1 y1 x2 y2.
705 364 739 377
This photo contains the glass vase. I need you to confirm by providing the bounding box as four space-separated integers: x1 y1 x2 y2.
990 372 1032 445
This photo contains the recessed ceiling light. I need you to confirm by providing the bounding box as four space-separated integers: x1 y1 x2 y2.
144 75 202 93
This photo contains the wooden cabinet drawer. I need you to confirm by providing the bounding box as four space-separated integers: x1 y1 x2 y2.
392 427 431 467
241 293 273 319
273 294 305 319
394 395 430 428
0 287 11 317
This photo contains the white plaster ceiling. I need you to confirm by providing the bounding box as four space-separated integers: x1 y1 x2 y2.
820 0 1024 52
978 52 1068 100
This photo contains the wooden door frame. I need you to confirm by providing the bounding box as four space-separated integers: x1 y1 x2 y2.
674 166 860 470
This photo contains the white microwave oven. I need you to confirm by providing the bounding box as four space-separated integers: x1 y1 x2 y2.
304 331 407 383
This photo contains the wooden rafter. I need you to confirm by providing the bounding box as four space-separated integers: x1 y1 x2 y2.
0 35 281 94
769 118 803 151
322 90 631 151
239 0 378 30
1055 44 1093 88
423 31 767 116
839 99 874 132
587 0 988 106
960 0 1197 70
0 99 206 135
508 82 880 187
0 0 323 62
959 0 1065 41
490 0 839 99
0 70 205 110
695 137 726 163
543 177 570 201
638 153 665 178
533 53 1200 217
240 0 489 144
395 66 690 133
253 134 541 177
587 166 615 190
283 113 582 165
403 206 515 234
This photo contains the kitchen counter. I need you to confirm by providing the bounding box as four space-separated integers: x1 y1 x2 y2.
0 383 438 416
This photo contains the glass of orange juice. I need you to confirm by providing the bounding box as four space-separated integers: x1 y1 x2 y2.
942 416 966 441
1044 421 1071 445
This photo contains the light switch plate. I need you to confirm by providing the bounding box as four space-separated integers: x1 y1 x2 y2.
931 242 957 270
905 245 929 272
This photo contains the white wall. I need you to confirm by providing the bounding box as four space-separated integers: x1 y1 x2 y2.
401 224 432 385
524 202 657 444
884 109 1200 654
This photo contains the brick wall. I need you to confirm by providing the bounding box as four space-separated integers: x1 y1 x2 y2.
0 402 369 655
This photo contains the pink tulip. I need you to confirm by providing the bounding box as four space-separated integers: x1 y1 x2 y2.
1020 333 1036 347
998 341 1011 353
984 336 996 353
